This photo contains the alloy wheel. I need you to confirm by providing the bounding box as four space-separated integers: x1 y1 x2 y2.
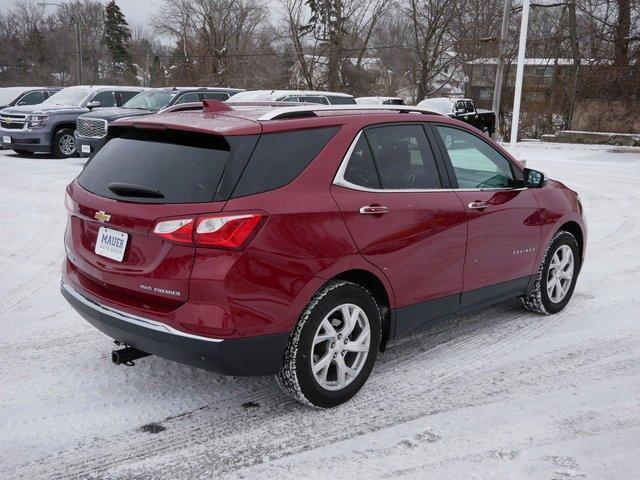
59 134 76 156
547 244 574 303
311 303 371 391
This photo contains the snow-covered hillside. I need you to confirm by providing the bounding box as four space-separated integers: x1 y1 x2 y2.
1 142 639 479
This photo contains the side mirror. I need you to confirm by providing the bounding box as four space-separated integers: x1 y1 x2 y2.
18 101 27 106
86 100 101 109
524 168 547 188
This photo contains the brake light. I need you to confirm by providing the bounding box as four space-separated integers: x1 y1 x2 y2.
153 218 193 244
152 213 264 250
195 213 264 249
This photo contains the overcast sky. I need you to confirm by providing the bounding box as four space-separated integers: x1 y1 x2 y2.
0 0 157 27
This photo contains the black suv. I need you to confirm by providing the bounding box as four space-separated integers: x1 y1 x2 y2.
75 87 243 157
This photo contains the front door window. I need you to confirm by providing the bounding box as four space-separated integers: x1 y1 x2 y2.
436 126 516 189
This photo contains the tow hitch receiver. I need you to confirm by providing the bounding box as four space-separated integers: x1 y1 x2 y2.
112 346 150 366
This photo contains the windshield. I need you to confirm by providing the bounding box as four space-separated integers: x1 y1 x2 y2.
43 86 92 107
0 88 27 105
123 90 177 111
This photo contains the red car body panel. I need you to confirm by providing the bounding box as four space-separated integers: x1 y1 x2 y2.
61 105 587 376
331 185 467 304
455 188 541 292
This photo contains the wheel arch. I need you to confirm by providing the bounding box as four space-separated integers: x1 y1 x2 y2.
51 121 77 136
325 268 394 351
558 220 584 264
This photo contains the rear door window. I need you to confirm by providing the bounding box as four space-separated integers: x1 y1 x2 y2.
78 130 232 204
202 92 230 101
174 92 200 105
365 125 441 189
232 127 339 198
342 134 381 189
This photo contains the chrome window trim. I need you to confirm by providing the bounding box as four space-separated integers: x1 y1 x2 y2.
61 280 224 343
332 128 526 194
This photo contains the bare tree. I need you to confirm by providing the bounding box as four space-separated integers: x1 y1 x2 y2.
405 0 461 100
280 0 322 89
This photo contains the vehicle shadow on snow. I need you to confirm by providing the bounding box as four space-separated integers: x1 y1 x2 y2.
117 297 531 428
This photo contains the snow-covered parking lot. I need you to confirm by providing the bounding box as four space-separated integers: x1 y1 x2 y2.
1 142 639 479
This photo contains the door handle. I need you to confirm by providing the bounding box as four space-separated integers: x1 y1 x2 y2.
468 201 488 210
359 205 389 215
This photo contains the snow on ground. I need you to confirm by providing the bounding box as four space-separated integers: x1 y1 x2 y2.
0 142 639 479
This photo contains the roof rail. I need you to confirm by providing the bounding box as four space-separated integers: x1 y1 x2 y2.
226 101 307 108
158 102 204 114
159 100 300 114
254 104 443 121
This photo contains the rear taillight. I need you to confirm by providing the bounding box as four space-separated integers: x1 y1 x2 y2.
153 219 194 244
195 214 263 249
153 213 265 250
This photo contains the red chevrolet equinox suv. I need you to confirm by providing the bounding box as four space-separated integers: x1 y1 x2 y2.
61 101 586 407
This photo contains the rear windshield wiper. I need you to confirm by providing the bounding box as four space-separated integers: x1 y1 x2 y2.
108 182 164 199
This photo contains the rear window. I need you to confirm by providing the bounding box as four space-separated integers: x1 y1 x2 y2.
78 130 232 204
231 127 339 198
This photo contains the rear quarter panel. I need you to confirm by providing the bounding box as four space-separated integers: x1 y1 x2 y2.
206 122 395 335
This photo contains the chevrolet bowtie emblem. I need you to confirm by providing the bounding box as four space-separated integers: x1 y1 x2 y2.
94 211 111 222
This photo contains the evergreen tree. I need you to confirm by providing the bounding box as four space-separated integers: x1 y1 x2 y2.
301 0 345 90
103 0 134 79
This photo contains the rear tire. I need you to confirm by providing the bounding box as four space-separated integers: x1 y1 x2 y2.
276 280 381 408
522 230 580 314
52 128 77 159
12 149 35 156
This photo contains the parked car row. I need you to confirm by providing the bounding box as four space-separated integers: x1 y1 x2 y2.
0 85 497 158
75 87 243 157
0 86 143 157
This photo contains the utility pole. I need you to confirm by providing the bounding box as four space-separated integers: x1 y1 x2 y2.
492 0 511 138
74 13 83 84
39 2 83 85
510 0 530 147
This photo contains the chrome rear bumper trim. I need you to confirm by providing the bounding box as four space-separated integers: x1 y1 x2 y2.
61 280 224 343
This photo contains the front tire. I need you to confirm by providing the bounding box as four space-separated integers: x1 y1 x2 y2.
522 230 580 314
52 128 77 159
277 281 381 408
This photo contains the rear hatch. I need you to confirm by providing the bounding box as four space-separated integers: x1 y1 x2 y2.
66 127 257 307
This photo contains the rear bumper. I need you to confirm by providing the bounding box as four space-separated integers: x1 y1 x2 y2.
74 134 105 157
0 128 51 152
61 280 289 376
